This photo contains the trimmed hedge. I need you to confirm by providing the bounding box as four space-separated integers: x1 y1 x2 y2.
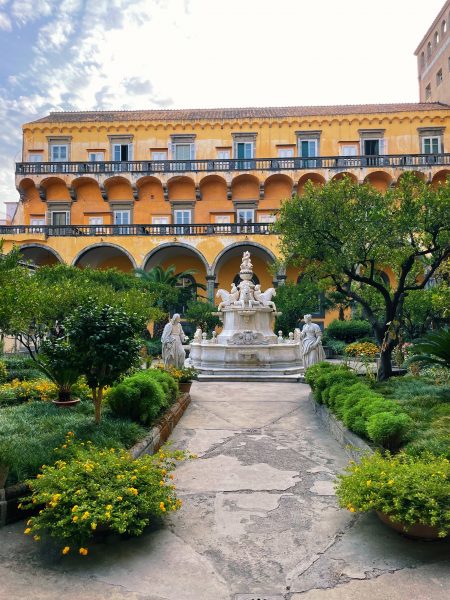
306 362 413 450
107 372 168 426
325 319 372 343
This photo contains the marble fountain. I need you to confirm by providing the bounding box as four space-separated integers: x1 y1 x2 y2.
190 252 304 381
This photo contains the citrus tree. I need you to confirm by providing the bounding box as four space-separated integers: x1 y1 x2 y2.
276 173 450 380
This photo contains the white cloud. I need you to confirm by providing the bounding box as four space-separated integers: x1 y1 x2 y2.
0 11 12 29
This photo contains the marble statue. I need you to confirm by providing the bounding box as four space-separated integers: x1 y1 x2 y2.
216 283 239 311
240 251 253 271
299 314 325 369
161 313 187 369
193 327 202 344
253 285 277 310
277 330 284 343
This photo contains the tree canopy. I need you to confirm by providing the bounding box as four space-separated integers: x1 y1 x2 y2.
276 173 450 379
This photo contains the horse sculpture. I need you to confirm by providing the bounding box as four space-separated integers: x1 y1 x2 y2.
253 285 277 310
216 283 239 311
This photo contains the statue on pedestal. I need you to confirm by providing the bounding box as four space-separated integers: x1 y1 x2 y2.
161 313 187 369
299 314 326 369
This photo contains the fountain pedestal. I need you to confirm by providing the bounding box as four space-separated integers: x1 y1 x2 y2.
190 252 304 382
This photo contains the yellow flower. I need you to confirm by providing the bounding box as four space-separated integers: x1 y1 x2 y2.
24 528 31 535
130 475 137 481
117 496 123 501
27 519 33 526
34 535 41 541
81 511 90 520
79 547 88 556
105 504 113 510
169 474 174 480
91 522 97 530
62 546 70 555
36 474 43 479
67 431 74 436
127 487 138 495
62 444 67 449
366 480 372 487
72 516 79 522
105 511 111 519
71 505 79 513
161 469 167 476
159 481 164 486
159 502 166 512
388 479 394 486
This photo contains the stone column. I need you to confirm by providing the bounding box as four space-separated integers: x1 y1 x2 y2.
206 275 216 304
276 272 287 287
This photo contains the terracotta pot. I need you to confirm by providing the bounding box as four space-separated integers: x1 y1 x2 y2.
178 381 192 394
376 511 445 540
0 464 9 488
52 398 81 408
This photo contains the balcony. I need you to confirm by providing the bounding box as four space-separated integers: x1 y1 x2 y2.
15 153 450 176
0 223 273 237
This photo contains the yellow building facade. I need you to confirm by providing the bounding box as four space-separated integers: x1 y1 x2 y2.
2 103 450 325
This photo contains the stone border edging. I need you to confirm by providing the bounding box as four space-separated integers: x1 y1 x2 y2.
308 391 374 461
0 392 191 527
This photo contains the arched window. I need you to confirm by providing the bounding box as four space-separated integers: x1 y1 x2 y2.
434 31 440 46
427 41 432 59
442 20 447 35
420 52 425 69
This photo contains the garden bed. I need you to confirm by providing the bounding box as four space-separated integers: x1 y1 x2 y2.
0 392 191 527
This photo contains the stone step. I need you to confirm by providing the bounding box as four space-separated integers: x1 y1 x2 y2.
198 374 305 383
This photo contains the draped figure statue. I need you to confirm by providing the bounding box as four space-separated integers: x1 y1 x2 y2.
161 313 187 369
300 314 326 369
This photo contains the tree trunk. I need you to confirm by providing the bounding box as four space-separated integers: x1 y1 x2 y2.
93 387 103 424
377 346 393 381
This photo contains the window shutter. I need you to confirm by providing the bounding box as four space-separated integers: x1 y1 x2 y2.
190 143 195 160
128 144 133 161
379 139 385 155
65 211 71 225
168 142 173 159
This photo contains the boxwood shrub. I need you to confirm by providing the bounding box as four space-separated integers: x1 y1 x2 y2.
325 319 372 343
107 372 168 426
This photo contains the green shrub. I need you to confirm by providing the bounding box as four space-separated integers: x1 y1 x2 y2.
304 362 337 390
366 412 414 450
333 382 374 415
144 338 162 358
335 451 450 538
313 367 355 403
0 386 18 407
20 439 192 554
107 372 167 426
361 399 401 420
0 401 145 485
145 369 179 402
325 319 372 343
5 368 44 382
322 338 347 356
404 432 450 459
341 395 378 431
321 370 358 404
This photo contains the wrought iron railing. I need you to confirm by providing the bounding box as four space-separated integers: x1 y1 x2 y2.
0 223 273 237
15 153 450 176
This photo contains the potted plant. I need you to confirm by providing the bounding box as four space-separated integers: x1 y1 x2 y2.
335 451 450 539
159 365 198 394
38 337 81 407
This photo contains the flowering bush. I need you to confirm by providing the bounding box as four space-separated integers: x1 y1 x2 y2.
345 341 379 359
0 378 91 405
335 452 450 538
157 364 198 383
20 435 194 555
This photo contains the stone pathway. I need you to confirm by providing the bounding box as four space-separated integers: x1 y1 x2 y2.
0 382 449 600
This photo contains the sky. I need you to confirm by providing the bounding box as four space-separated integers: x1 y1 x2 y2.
0 0 446 217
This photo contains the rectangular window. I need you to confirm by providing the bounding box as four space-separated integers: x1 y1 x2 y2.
235 142 254 159
28 153 43 162
30 217 45 232
114 210 131 225
51 145 68 161
214 215 231 224
422 136 441 154
151 216 169 234
299 140 318 158
217 149 231 160
436 69 443 86
174 209 191 234
236 208 255 233
277 147 294 158
151 151 168 161
258 213 276 223
174 144 194 161
89 152 105 161
113 144 133 161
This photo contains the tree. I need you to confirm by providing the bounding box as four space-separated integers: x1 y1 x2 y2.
184 300 221 334
64 302 144 423
274 280 325 334
0 263 162 362
276 173 450 380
